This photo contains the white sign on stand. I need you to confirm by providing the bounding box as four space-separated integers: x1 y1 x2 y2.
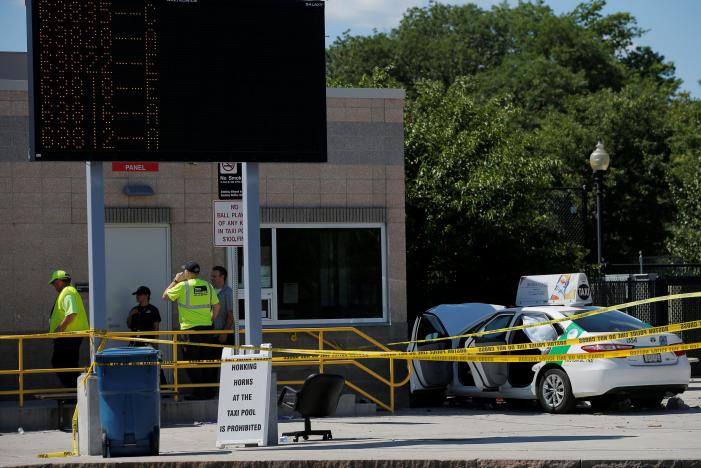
213 200 245 247
216 344 271 448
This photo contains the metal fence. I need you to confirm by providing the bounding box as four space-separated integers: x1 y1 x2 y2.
542 187 588 248
591 275 701 376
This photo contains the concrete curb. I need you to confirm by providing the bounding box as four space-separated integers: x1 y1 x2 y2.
7 459 701 468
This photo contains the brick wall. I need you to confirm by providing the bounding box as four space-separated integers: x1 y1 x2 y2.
0 87 408 397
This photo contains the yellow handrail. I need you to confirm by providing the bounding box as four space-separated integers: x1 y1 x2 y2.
1 327 410 412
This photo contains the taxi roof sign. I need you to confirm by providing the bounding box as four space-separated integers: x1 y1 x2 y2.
515 273 592 307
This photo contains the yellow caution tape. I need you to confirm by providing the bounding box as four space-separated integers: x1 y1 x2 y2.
388 291 701 346
447 318 701 355
95 317 701 360
20 291 701 459
37 451 76 459
92 339 701 365
0 330 94 340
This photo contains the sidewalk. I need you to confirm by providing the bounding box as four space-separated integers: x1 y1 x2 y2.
2 382 701 467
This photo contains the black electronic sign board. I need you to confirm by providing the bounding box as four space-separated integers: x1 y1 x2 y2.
27 0 326 162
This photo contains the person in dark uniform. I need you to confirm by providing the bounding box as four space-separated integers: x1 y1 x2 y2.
127 286 161 343
127 285 167 385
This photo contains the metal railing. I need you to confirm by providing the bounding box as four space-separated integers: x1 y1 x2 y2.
0 327 410 412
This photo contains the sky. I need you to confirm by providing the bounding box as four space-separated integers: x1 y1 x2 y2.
1 0 699 97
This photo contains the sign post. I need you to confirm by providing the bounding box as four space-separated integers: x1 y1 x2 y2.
86 161 106 358
242 163 262 347
217 161 243 347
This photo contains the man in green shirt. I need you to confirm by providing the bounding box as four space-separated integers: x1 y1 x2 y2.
49 270 90 388
163 261 220 399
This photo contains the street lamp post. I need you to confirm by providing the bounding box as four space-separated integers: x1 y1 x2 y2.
589 141 610 266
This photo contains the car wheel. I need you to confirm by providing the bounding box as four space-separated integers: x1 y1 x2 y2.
632 394 664 410
537 368 575 414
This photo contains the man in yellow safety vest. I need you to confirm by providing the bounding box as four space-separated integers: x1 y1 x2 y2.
49 270 90 388
163 261 220 399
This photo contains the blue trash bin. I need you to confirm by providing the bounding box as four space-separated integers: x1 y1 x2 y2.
96 346 160 457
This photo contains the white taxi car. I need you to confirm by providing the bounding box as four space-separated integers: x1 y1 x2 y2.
409 273 691 413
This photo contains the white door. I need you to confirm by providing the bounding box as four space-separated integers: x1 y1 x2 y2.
464 313 513 390
105 225 171 357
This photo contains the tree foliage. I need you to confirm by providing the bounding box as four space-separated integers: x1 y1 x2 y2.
405 78 587 302
326 0 700 306
665 96 701 260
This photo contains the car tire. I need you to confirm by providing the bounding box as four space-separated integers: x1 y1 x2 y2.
537 368 576 414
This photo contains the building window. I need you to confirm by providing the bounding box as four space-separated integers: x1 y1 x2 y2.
276 227 383 321
234 225 387 323
235 228 272 289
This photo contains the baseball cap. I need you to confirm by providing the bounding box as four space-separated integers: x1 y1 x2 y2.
182 261 200 274
132 286 151 296
48 270 71 285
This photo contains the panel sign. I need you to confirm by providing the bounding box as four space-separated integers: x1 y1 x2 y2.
218 162 243 199
216 345 271 448
213 200 245 247
112 162 159 172
27 0 327 162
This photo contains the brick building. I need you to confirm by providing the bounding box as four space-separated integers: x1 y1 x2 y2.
0 51 408 407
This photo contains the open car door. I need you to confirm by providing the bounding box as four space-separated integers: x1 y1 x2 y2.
506 312 561 387
410 313 452 390
464 313 514 390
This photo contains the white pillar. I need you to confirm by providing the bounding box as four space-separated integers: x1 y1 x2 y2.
86 162 106 358
242 163 262 347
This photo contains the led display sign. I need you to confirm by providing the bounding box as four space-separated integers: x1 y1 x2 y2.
27 0 327 162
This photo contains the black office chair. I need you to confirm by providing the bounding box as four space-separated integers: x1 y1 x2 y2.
278 373 345 442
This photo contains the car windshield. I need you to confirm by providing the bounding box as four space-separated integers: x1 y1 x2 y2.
561 309 650 332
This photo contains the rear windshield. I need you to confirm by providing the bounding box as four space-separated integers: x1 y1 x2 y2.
561 310 649 332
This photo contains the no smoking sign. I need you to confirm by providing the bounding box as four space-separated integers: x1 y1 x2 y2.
218 162 242 199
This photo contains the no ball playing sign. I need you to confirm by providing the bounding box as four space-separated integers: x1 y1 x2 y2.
213 200 245 247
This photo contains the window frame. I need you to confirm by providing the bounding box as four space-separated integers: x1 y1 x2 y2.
474 313 515 344
510 312 560 344
240 222 389 326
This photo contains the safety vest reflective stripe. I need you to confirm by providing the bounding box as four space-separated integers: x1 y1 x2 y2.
179 280 213 309
175 279 216 330
177 303 211 310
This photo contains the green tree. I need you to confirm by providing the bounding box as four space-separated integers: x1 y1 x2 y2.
533 79 676 261
327 0 700 308
665 96 701 260
405 78 582 303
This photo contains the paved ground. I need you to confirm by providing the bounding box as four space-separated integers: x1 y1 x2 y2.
2 381 701 466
